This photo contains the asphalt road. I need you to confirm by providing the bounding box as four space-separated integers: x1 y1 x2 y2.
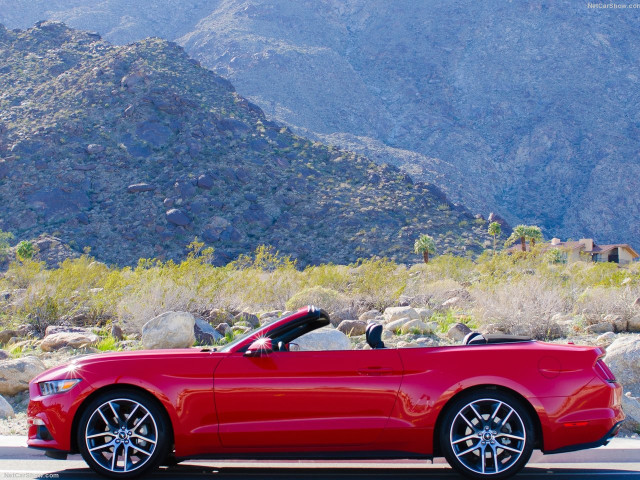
1 436 639 480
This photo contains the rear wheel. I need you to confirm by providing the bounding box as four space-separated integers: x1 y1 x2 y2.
440 389 534 479
77 390 170 479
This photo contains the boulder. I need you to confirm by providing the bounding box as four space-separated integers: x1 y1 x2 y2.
0 350 9 360
215 323 231 336
197 174 214 189
441 297 462 308
121 72 146 90
604 314 627 333
0 329 18 345
234 312 260 328
127 183 155 193
0 395 14 419
142 311 195 349
628 315 640 333
260 310 282 319
358 310 381 322
194 318 223 345
622 392 640 432
396 295 412 307
585 322 614 334
337 320 367 336
329 307 358 327
44 325 93 336
385 317 413 332
206 309 235 326
166 208 190 226
400 319 434 335
86 144 105 154
40 331 100 352
259 315 279 325
633 297 640 309
296 327 351 351
232 325 251 334
595 332 617 348
447 323 472 342
111 324 124 341
605 335 640 395
0 356 46 395
383 306 419 324
415 308 433 321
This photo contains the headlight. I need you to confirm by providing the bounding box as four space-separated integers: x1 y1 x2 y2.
39 379 82 396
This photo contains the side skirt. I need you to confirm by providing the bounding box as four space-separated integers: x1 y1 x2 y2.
175 450 433 462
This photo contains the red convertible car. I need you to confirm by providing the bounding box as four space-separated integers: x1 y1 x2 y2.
28 306 623 479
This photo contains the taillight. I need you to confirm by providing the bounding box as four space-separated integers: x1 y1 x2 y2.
594 359 617 383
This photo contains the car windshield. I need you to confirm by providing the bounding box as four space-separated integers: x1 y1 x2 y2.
218 323 268 352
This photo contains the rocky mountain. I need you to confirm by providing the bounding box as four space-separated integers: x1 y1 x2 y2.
0 22 488 267
1 0 638 250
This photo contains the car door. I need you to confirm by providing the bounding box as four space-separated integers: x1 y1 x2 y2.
214 348 403 449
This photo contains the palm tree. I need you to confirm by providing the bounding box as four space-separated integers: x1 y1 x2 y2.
488 221 501 256
525 225 543 248
414 234 436 264
505 225 528 252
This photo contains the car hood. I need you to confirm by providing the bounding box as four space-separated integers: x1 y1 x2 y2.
30 347 229 384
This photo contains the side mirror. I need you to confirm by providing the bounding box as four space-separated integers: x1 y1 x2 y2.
244 337 273 357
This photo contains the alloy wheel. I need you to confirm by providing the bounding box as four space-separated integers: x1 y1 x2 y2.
84 397 159 474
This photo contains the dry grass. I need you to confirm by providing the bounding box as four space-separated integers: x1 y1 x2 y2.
1 246 638 337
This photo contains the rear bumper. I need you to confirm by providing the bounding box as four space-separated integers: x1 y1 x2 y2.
543 420 624 454
540 378 624 453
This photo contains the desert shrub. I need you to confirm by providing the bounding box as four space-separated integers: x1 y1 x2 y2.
24 294 59 336
408 254 477 285
285 286 350 313
347 258 407 310
0 229 13 260
16 241 35 261
546 248 566 264
3 259 45 289
222 245 302 310
114 255 225 332
574 286 640 320
473 276 571 339
301 263 351 292
567 261 639 288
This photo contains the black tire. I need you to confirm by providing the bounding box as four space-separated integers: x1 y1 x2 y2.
439 389 534 480
77 389 171 479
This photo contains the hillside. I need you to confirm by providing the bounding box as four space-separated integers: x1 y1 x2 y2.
0 22 489 267
1 0 637 249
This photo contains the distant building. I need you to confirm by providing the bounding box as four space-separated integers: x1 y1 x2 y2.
546 238 638 265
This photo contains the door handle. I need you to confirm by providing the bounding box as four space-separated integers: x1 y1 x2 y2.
358 367 393 376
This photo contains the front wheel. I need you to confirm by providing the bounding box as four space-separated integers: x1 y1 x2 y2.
439 389 534 479
77 390 171 479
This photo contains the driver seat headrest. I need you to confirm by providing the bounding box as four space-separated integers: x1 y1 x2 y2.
365 323 385 349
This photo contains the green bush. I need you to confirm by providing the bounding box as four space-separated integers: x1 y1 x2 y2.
16 241 35 261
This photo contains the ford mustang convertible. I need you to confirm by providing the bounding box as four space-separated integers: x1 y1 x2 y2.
28 306 624 479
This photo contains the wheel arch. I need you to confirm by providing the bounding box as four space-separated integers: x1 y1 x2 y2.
432 384 543 456
70 384 174 454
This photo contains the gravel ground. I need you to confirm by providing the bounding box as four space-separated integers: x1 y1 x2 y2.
0 391 28 435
